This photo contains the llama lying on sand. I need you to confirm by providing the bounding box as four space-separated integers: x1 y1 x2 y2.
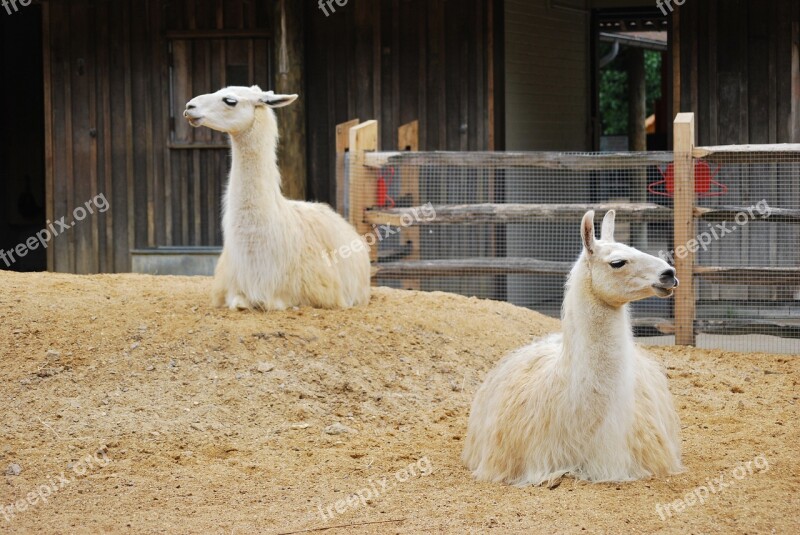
184 86 370 310
463 210 683 486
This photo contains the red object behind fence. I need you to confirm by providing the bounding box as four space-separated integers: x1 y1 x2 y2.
376 167 396 208
648 161 728 198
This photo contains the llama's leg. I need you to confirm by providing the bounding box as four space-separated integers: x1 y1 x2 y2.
581 401 644 482
228 293 253 310
212 249 253 310
627 357 684 477
301 271 345 309
581 431 640 482
211 250 230 308
257 297 289 311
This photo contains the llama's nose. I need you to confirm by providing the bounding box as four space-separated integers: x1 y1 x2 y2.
183 104 196 118
660 268 677 286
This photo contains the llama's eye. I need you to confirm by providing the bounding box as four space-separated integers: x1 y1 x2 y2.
609 260 628 269
222 97 238 107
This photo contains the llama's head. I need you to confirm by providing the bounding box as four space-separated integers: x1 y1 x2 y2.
183 85 298 135
578 210 678 307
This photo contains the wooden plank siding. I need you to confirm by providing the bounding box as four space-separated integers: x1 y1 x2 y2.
305 0 493 206
504 0 590 151
677 0 800 145
676 0 800 304
43 0 274 273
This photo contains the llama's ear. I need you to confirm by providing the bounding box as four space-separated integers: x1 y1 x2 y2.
581 211 596 255
259 91 298 108
600 210 616 242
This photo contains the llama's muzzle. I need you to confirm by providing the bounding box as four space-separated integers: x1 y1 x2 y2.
652 269 678 297
183 103 205 127
652 276 678 298
183 109 204 127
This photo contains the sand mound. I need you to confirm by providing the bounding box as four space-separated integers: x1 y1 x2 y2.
0 272 797 534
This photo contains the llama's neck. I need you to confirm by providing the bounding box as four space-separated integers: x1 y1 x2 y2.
560 259 635 383
227 110 285 210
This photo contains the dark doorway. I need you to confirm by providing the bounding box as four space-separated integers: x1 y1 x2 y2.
592 9 671 152
0 5 46 272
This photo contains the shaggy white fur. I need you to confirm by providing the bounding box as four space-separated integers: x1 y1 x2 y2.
184 86 370 310
463 210 683 486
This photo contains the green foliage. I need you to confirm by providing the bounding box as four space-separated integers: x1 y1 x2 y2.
599 45 663 136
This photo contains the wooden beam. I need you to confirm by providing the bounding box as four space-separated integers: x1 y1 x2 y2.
694 206 800 223
364 151 674 169
671 4 681 137
397 120 420 290
373 258 572 278
695 319 800 339
632 318 676 335
348 120 379 264
674 112 696 346
166 143 230 150
365 203 673 227
274 0 306 200
693 143 800 157
42 0 54 271
694 266 800 286
628 48 647 152
335 119 360 217
165 30 271 40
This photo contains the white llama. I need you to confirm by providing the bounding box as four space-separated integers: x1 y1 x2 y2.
184 86 370 310
463 210 683 486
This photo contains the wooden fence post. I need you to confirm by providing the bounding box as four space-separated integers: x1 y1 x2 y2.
398 120 420 290
348 120 379 265
674 112 696 346
335 119 360 218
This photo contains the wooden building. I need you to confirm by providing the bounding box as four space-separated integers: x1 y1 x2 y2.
0 0 798 274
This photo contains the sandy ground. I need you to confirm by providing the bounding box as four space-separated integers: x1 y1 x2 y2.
0 272 797 535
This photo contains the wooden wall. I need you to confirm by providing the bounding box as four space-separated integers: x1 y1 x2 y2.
504 0 591 151
676 0 800 144
305 0 495 205
675 0 800 304
43 0 275 273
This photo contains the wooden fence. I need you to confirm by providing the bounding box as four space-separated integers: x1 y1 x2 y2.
340 114 800 346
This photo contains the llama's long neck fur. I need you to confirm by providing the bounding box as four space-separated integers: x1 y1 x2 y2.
227 109 286 213
560 255 636 405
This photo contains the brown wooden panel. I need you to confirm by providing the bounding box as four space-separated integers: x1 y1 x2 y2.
274 0 306 200
167 35 269 245
680 0 800 145
305 0 492 207
97 0 113 270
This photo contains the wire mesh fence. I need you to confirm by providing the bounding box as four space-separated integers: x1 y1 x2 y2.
341 125 800 355
689 149 800 353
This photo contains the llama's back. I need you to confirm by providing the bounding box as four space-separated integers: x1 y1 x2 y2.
290 200 371 308
463 334 571 486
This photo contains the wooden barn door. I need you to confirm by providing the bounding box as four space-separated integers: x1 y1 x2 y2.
42 0 276 273
166 32 272 247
